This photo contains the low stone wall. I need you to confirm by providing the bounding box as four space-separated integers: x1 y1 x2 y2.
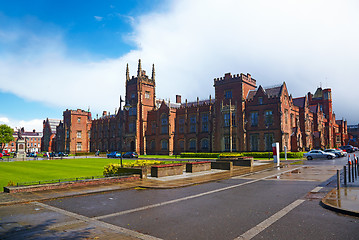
151 164 184 178
211 161 233 170
3 175 140 193
186 161 211 173
217 156 254 167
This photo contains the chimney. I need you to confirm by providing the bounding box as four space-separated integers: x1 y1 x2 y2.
33 129 35 133
176 95 181 103
103 111 107 116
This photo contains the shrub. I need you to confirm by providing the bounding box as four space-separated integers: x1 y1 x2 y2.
180 153 220 158
103 160 166 176
7 180 16 186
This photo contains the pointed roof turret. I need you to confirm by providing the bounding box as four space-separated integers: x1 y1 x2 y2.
126 63 130 81
152 63 155 82
137 59 142 77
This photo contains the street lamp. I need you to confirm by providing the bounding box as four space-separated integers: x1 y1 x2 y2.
119 96 131 167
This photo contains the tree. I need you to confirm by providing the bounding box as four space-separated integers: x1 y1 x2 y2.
0 124 14 151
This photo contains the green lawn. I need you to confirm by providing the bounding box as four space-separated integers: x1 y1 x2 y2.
0 158 138 189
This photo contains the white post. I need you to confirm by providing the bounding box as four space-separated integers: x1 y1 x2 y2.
272 142 280 166
284 145 287 161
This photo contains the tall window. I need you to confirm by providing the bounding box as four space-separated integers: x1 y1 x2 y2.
77 131 82 138
251 112 258 127
265 110 273 126
145 91 150 99
201 114 208 132
190 115 196 133
161 114 168 134
77 117 81 123
161 139 168 150
129 122 136 133
189 139 196 151
224 113 230 127
225 90 232 99
224 136 230 151
179 118 185 133
250 134 259 151
129 107 137 116
284 109 288 124
232 113 236 126
76 142 82 151
264 133 274 151
179 140 184 151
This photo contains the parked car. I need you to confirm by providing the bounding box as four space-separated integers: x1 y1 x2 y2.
107 151 121 158
324 149 343 158
26 152 37 157
57 152 68 157
122 152 139 158
304 150 336 160
339 145 355 153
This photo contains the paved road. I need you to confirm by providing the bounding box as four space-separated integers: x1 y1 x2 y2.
1 157 358 239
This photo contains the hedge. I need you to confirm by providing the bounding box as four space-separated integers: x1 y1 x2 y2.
180 152 304 159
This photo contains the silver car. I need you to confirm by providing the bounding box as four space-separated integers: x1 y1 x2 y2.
304 150 336 160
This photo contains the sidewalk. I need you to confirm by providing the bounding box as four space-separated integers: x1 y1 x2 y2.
0 161 274 206
321 179 359 217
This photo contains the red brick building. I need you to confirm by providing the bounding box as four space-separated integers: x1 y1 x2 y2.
5 128 42 153
54 109 92 153
41 119 61 152
90 59 348 154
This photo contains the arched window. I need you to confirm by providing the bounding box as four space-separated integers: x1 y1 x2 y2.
161 139 168 150
189 139 196 151
201 138 209 150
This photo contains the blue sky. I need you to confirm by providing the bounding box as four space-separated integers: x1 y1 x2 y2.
0 0 359 131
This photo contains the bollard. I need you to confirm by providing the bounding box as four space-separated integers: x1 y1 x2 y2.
352 160 355 182
336 170 340 190
344 166 347 185
355 159 358 180
348 161 351 182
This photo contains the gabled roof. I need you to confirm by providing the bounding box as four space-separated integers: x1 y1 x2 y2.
247 90 257 100
293 97 306 108
264 85 283 98
182 99 215 107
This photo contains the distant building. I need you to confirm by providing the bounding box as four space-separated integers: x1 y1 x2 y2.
54 109 92 153
4 128 42 153
41 119 61 152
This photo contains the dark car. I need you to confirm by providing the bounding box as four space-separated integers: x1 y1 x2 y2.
107 151 121 158
324 149 343 158
57 152 68 157
340 145 355 153
122 152 139 158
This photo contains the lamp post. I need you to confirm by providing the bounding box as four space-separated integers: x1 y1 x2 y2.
119 96 131 167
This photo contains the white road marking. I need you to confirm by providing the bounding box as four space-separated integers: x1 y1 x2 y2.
33 202 162 240
94 167 303 220
310 187 323 192
234 199 305 240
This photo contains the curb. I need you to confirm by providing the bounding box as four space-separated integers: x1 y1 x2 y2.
320 188 359 217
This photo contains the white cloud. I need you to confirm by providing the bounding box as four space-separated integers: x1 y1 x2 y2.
0 117 9 124
0 116 43 132
94 16 103 21
0 0 358 124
